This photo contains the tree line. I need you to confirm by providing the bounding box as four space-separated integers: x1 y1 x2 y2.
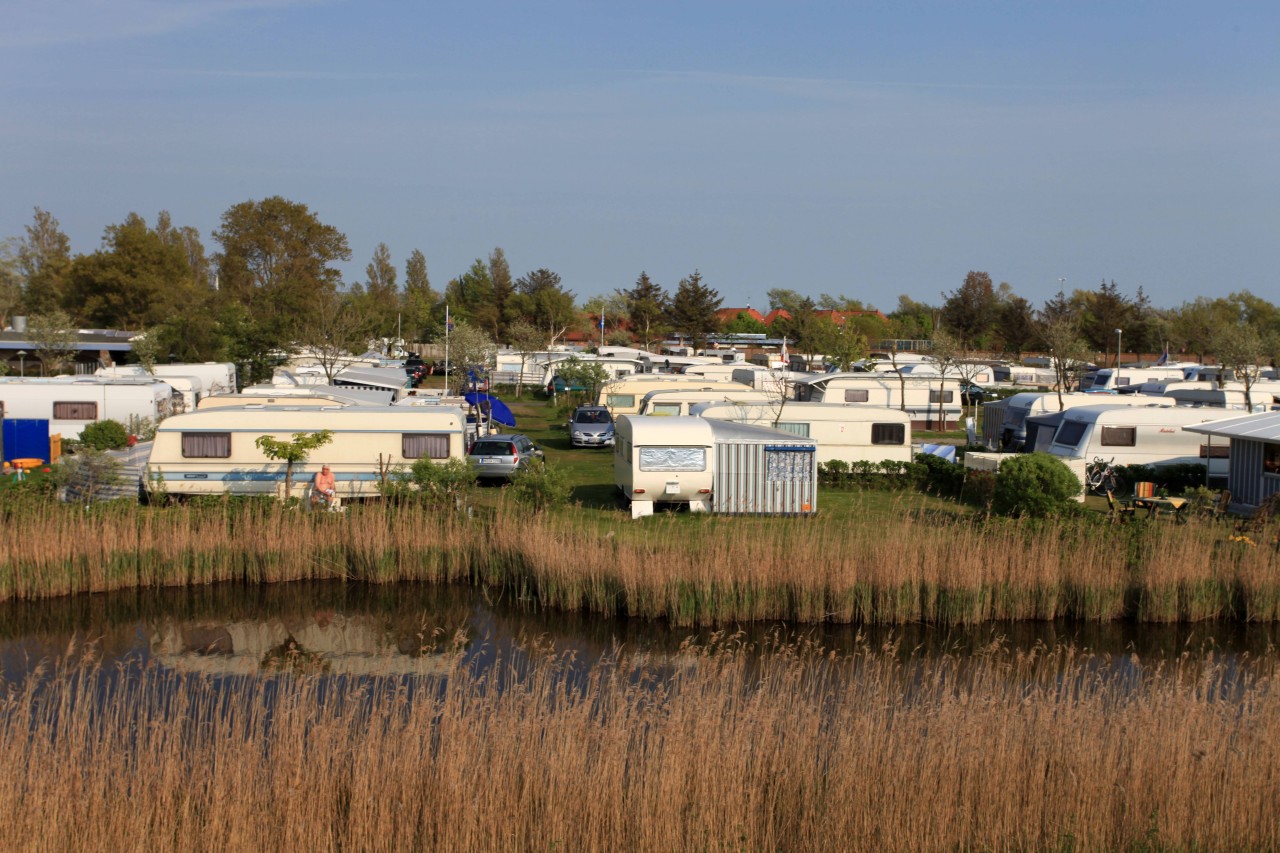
2 200 1277 385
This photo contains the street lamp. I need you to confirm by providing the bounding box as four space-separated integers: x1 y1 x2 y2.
15 350 26 377
1114 329 1123 369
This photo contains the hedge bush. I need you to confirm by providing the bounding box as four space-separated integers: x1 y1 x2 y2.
78 419 130 451
992 452 1081 518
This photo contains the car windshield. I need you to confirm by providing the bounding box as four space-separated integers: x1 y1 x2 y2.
574 410 609 424
471 441 514 456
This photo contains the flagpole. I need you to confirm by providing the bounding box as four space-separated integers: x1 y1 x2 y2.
444 304 451 393
599 306 605 350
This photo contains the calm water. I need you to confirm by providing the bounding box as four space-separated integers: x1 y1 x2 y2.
2 580 1278 687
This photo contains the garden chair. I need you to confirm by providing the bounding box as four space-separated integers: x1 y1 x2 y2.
1106 490 1135 523
1133 481 1156 500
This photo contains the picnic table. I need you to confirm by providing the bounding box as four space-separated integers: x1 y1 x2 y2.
1133 496 1189 524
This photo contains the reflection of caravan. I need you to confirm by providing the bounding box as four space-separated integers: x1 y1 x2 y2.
636 387 774 416
613 415 818 519
792 373 962 429
1045 404 1231 487
691 401 913 466
0 376 175 439
146 405 467 501
598 376 752 415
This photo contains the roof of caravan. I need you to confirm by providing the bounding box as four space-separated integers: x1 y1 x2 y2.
798 372 958 388
0 375 172 391
618 414 817 445
238 385 393 405
640 387 772 402
691 400 912 423
1055 403 1235 426
1184 412 1280 441
333 367 411 388
157 405 465 431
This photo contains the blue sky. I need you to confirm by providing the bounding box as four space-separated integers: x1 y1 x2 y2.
3 1 1278 311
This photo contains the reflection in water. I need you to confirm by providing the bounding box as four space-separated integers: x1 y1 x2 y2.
0 580 1278 688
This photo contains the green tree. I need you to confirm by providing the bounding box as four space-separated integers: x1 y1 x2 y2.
0 238 21 330
356 242 400 344
298 290 377 382
509 268 578 348
506 319 545 398
26 310 79 375
554 356 610 404
254 430 334 502
212 196 351 344
621 271 669 351
402 249 438 342
888 295 937 341
441 319 496 394
668 270 722 350
940 271 997 347
722 311 768 335
993 294 1038 356
489 247 515 342
807 316 867 372
16 207 73 315
1037 292 1091 410
444 259 499 338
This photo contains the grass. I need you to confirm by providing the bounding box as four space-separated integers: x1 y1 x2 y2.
1 638 1277 851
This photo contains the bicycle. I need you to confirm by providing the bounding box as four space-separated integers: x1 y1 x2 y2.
1084 456 1119 495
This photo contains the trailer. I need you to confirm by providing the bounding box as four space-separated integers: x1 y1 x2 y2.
97 366 204 412
792 373 962 430
145 405 468 501
613 415 818 519
636 387 775 416
199 385 394 409
999 391 1160 450
597 376 753 416
691 400 913 466
0 376 175 439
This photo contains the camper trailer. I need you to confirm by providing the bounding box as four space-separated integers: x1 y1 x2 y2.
146 363 237 395
1000 391 1163 450
97 366 204 412
0 376 175 439
691 401 913 466
792 373 962 430
597 376 753 415
199 385 395 409
333 367 413 399
145 405 468 501
990 364 1059 388
613 415 818 519
636 387 775 416
1080 366 1187 393
1045 403 1232 488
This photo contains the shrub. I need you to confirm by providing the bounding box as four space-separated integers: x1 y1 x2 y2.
78 419 130 451
59 449 124 505
510 461 572 513
405 457 476 508
992 452 1081 518
914 452 965 498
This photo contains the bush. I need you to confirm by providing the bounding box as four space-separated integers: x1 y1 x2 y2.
401 457 476 508
510 461 572 513
914 452 965 498
78 419 130 451
992 452 1082 518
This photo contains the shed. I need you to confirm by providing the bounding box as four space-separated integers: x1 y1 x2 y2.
1184 412 1280 511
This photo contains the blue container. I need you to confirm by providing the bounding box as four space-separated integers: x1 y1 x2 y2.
2 419 52 464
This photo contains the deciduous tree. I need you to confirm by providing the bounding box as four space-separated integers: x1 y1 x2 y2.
509 268 577 348
17 207 72 316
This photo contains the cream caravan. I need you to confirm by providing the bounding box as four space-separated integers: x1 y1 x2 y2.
0 376 175 439
691 401 913 466
636 387 775 416
597 376 752 416
792 373 962 430
146 405 467 501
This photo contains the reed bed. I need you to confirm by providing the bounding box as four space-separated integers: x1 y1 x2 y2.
1 499 1277 624
0 639 1275 851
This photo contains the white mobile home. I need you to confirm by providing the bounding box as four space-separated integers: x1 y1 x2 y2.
691 401 913 466
97 366 205 412
636 387 775 416
333 367 413 400
1045 404 1232 488
598 376 753 415
792 373 962 430
1000 391 1161 450
614 415 818 519
0 376 175 439
146 405 468 501
1080 366 1187 392
990 364 1059 387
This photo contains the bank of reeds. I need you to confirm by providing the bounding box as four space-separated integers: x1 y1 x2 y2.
0 640 1276 851
1 499 1277 624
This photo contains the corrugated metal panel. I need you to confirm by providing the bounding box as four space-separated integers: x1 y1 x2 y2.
713 439 817 515
1229 439 1280 508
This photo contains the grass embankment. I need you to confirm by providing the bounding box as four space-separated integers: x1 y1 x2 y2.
1 498 1276 625
1 642 1276 851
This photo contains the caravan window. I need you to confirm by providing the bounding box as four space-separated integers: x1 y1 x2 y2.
607 394 635 409
775 422 811 438
844 389 869 403
1101 426 1136 447
1264 444 1280 476
928 390 955 403
182 432 231 458
638 447 706 472
1200 444 1229 459
1053 421 1087 449
53 401 97 420
402 433 451 460
649 403 682 416
871 423 906 445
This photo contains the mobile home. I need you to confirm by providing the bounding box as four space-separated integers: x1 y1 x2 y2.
1184 411 1280 512
0 376 175 439
146 405 468 501
691 401 913 466
792 373 962 430
990 364 1059 388
1000 391 1161 450
598 376 753 415
97 366 205 413
613 415 818 519
1045 403 1232 488
636 387 775 416
333 367 413 400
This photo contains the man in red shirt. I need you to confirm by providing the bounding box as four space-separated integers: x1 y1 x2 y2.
312 465 337 510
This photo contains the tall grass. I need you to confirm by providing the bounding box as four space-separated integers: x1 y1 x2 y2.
0 640 1276 851
0 498 1277 624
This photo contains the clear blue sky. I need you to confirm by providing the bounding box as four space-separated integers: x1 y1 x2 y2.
3 1 1278 311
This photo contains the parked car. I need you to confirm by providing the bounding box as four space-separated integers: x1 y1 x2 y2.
569 406 614 448
960 382 987 407
467 433 544 480
547 375 587 396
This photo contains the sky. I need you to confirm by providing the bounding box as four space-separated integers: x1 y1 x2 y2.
2 1 1279 313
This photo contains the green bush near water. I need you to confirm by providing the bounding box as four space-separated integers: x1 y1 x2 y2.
992 452 1081 518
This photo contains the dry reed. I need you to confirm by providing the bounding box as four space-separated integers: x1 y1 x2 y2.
1 499 1277 625
0 639 1275 851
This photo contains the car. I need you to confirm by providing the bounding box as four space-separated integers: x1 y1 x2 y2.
546 375 587 396
568 406 614 448
467 433 544 480
960 382 987 407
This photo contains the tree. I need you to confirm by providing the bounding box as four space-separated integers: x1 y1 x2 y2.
489 248 515 342
667 270 722 350
26 310 79 376
444 259 499 338
1036 293 1091 411
505 319 545 398
582 292 629 345
888 295 937 341
806 316 867 372
16 207 72 316
621 272 669 352
298 290 377 382
722 311 768 335
254 430 334 503
928 329 962 429
212 196 351 344
356 242 400 345
402 249 438 342
817 294 870 312
940 271 997 347
1077 279 1136 358
0 238 21 330
442 319 495 394
555 356 610 405
509 268 577 348
1213 318 1269 410
993 294 1038 357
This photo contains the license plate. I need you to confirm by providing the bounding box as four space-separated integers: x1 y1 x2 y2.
482 457 499 464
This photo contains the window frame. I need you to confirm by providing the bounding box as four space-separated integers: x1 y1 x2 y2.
181 432 232 459
53 400 98 420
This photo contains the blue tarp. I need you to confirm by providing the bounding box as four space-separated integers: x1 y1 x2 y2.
463 392 517 428
2 419 51 463
920 443 957 463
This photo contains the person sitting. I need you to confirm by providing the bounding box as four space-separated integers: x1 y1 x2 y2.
312 465 337 510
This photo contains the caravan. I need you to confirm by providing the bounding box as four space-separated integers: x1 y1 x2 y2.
636 387 775 416
691 401 913 466
792 373 962 430
597 376 753 416
0 376 175 439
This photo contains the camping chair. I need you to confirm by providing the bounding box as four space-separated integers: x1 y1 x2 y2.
1133 481 1156 500
1106 490 1136 523
1199 489 1232 522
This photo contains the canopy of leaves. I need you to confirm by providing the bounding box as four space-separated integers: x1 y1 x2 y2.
668 270 722 349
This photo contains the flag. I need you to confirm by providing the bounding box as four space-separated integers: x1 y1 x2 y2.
599 308 605 330
780 336 789 361
1155 346 1168 366
445 304 454 332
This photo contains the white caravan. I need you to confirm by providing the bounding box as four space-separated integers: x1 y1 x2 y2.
894 362 996 384
990 364 1059 387
97 366 204 413
691 401 913 466
636 387 775 416
199 385 395 409
1045 403 1232 488
792 373 962 429
1080 366 1188 392
0 376 175 439
1000 391 1162 450
598 376 753 415
146 405 468 501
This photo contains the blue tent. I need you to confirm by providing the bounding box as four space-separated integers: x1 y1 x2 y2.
463 392 516 428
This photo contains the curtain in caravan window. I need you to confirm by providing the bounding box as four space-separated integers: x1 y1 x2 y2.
844 389 869 403
928 390 955 403
638 447 705 472
871 423 905 445
182 432 231 458
775 422 811 438
53 401 98 420
402 433 450 459
1100 426 1136 447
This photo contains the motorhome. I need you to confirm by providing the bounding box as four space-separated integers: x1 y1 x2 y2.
145 405 468 501
999 391 1162 450
894 362 996 384
1045 403 1232 488
0 376 175 439
540 356 642 387
691 401 913 466
597 376 753 415
792 373 962 430
613 415 818 519
636 387 775 417
333 367 413 399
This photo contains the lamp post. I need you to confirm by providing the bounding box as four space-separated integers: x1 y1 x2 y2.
16 350 26 377
1114 329 1123 369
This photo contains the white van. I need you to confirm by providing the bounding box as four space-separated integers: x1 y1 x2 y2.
691 401 913 466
